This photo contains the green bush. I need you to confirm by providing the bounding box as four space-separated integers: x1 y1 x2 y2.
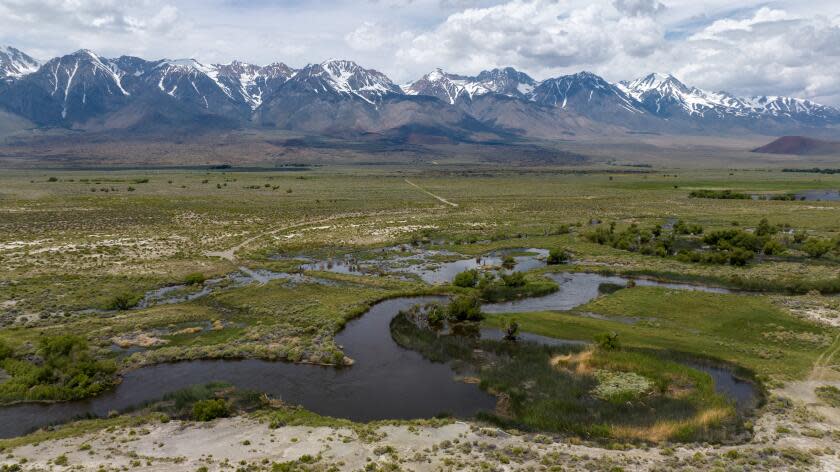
688 189 750 200
802 238 834 258
762 239 785 256
447 294 483 322
547 248 570 265
501 255 516 269
0 341 12 360
500 272 526 287
107 292 141 310
452 269 479 288
0 335 117 403
595 332 621 350
184 272 206 285
192 399 229 421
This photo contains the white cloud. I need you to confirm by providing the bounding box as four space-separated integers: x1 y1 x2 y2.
345 22 414 52
612 0 664 17
395 0 664 74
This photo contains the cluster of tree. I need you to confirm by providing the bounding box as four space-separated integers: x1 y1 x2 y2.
453 268 556 303
782 168 840 175
422 295 484 325
755 193 801 201
585 218 839 267
689 189 751 200
0 335 117 403
585 223 673 257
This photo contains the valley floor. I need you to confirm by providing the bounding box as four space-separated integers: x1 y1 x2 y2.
1 165 840 470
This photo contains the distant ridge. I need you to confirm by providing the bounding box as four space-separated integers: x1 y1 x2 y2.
1 45 840 140
752 136 840 156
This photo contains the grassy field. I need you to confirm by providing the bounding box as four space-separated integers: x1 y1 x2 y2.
484 287 833 381
0 165 838 413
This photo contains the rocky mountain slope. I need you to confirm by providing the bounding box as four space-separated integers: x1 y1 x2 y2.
1 46 838 140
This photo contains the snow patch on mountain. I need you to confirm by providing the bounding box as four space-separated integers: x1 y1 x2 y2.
0 46 40 80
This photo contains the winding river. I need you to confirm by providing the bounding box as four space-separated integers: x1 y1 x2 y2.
0 254 757 439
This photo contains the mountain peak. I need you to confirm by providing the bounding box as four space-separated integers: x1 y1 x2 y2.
0 45 40 80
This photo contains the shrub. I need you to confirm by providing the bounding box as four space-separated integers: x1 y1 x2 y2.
591 370 654 403
500 272 526 287
503 319 519 341
803 238 834 258
547 248 570 265
184 272 206 285
763 239 785 256
815 385 840 407
452 269 479 288
447 294 483 322
107 292 140 310
595 332 620 350
0 340 12 360
192 399 229 421
688 189 750 199
501 255 516 269
674 220 703 235
555 224 571 235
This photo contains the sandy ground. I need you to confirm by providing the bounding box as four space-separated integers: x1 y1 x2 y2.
5 382 840 472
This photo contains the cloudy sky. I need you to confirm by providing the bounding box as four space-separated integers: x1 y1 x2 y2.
2 0 840 104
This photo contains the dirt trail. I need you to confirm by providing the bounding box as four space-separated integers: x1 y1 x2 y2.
204 210 403 263
810 333 840 382
405 179 459 207
776 333 840 428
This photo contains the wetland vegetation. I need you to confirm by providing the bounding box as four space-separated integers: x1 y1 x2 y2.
0 166 839 468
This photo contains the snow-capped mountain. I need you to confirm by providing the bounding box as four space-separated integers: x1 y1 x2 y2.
0 46 39 82
403 67 536 104
618 73 840 125
0 49 131 123
531 72 641 113
286 59 401 104
0 45 838 138
404 69 492 104
214 61 295 109
741 95 840 125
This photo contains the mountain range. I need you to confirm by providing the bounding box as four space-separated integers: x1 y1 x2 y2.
1 46 838 141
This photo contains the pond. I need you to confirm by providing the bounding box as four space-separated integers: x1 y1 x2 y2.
796 189 840 201
301 248 549 284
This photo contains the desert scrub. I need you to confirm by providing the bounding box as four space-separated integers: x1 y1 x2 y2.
815 385 840 407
